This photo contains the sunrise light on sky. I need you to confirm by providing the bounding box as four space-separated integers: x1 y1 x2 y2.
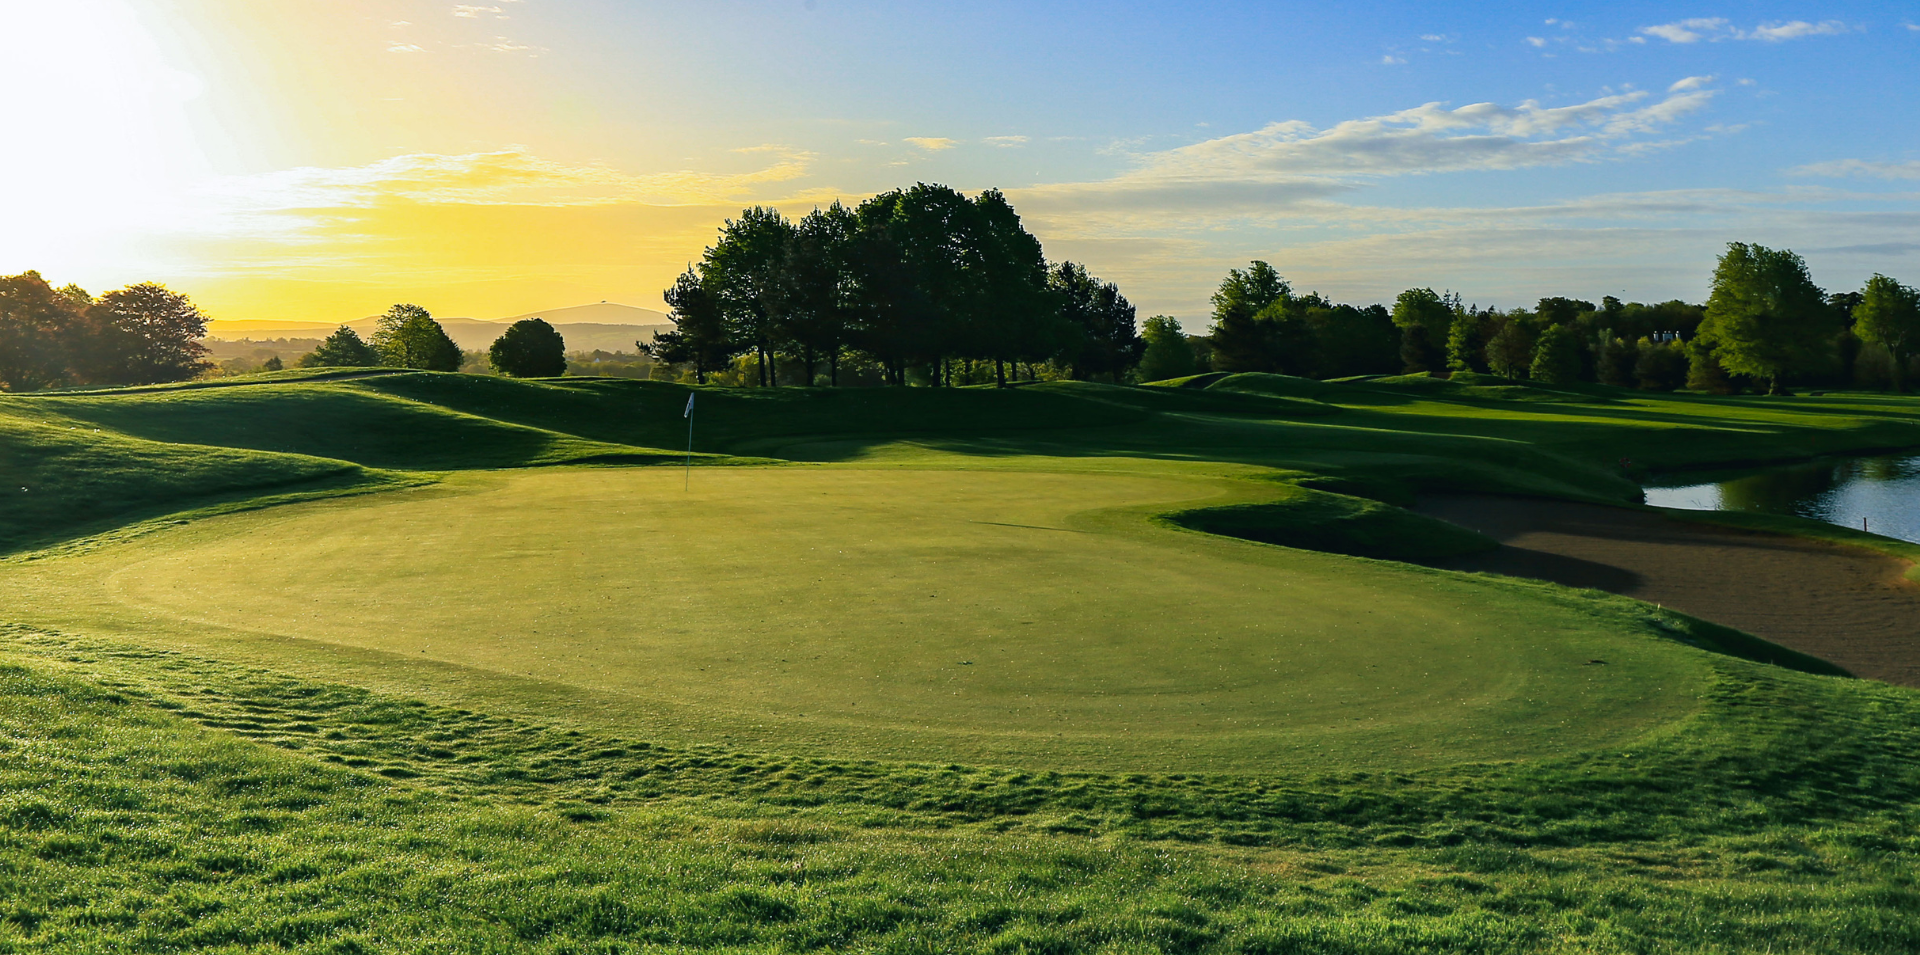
4 0 1917 323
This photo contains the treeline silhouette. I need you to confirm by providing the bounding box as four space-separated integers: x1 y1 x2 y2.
1186 245 1916 395
642 183 1143 386
7 186 1917 397
0 272 212 390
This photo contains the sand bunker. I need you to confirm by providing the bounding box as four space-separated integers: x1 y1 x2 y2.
1419 495 1920 688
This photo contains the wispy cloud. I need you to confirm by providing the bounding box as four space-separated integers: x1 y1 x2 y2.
1640 18 1853 43
452 5 505 18
984 136 1028 148
387 43 427 54
204 146 815 213
903 137 957 151
1790 159 1920 180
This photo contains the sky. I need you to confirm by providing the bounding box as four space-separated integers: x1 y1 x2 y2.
3 0 1917 325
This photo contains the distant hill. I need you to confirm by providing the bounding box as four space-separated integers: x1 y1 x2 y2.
204 302 676 354
496 303 671 326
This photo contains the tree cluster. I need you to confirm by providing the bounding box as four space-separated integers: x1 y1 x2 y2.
0 271 213 391
1190 244 1917 396
643 185 1143 386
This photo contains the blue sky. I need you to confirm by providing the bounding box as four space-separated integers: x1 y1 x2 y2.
6 0 1917 322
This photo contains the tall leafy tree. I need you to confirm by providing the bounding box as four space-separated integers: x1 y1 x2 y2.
1304 304 1397 379
1390 288 1451 373
1697 242 1835 395
1484 313 1537 379
1529 324 1581 384
489 318 568 378
1852 274 1920 392
780 203 859 386
646 268 738 384
704 207 795 386
1050 262 1144 382
79 283 212 385
372 304 461 371
0 271 83 391
1137 315 1196 382
300 326 378 367
1207 262 1291 372
968 189 1060 386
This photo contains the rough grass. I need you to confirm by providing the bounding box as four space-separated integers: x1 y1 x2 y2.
0 629 1915 953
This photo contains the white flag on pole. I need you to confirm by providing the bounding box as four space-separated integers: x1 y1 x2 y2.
684 393 695 418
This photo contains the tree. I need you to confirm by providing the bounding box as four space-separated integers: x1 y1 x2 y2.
489 318 568 378
1207 262 1292 372
79 283 213 385
262 356 283 372
1697 242 1835 395
300 326 379 367
1051 262 1144 382
1483 314 1536 379
1530 324 1581 384
1634 338 1688 391
1596 336 1638 387
645 268 738 384
1304 304 1397 379
1391 288 1451 373
967 189 1060 386
372 304 461 371
0 271 84 391
1852 274 1920 392
704 206 795 386
780 203 859 386
1138 315 1196 381
1445 309 1485 373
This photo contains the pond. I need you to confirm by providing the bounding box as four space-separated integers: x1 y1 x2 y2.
1642 452 1920 545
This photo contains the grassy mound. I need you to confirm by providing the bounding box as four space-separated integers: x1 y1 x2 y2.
1164 484 1496 562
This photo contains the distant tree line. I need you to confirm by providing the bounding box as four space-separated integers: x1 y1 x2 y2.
1178 244 1920 395
0 271 213 390
642 184 1143 386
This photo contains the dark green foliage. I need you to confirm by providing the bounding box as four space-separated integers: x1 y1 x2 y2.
1484 313 1537 379
1207 261 1292 372
646 268 739 383
1853 274 1920 392
0 271 82 391
1634 338 1688 391
1305 303 1398 378
1699 243 1837 394
299 326 379 367
489 318 569 378
1051 261 1145 382
1136 315 1196 382
371 304 462 372
1391 288 1452 373
74 282 213 385
1529 325 1582 384
1596 336 1637 387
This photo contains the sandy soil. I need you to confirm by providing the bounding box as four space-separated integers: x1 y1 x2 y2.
1418 495 1920 688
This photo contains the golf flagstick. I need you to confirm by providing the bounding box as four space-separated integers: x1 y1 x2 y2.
683 392 695 491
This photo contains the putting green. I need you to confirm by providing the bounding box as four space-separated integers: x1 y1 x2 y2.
1 465 1705 771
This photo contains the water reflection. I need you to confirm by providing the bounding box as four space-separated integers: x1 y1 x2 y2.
1643 454 1920 544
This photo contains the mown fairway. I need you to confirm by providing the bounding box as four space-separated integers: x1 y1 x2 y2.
1 464 1701 771
4 370 1920 952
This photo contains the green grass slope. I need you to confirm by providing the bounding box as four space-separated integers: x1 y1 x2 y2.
0 628 1915 953
5 373 1920 950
